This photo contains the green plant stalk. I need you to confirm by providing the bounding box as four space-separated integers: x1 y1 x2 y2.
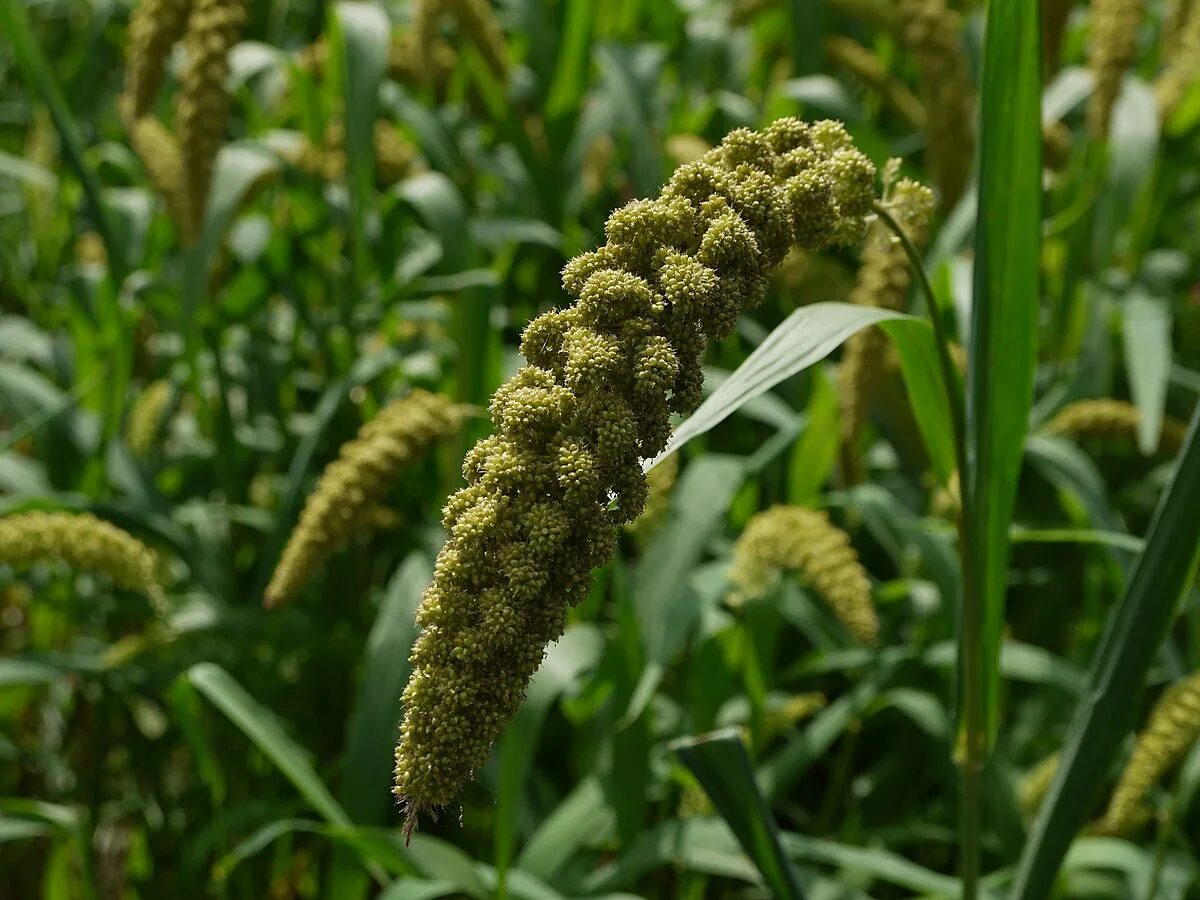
873 201 982 897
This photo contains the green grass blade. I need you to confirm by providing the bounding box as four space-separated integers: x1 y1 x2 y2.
789 0 824 76
964 0 1042 749
1120 287 1172 455
339 552 433 825
649 302 915 468
186 662 352 827
545 0 597 120
492 626 604 879
883 318 958 485
671 729 807 900
1009 413 1200 897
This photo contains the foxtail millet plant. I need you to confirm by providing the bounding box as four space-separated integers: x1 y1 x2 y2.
727 504 879 645
1043 398 1188 456
1087 0 1146 138
265 391 467 609
1018 751 1062 819
839 175 935 483
624 453 679 541
175 0 246 242
824 35 927 130
444 0 509 80
290 121 419 186
1156 0 1200 115
129 116 191 236
393 118 884 831
896 0 974 208
125 380 173 458
412 0 508 82
0 512 166 610
121 0 193 124
1095 670 1200 836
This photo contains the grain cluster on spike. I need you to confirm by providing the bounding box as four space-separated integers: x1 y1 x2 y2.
393 118 889 835
727 504 879 645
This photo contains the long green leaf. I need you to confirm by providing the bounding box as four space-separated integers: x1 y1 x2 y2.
647 302 915 469
964 0 1042 748
187 663 351 827
1010 413 1200 898
339 553 432 825
1120 287 1172 454
672 729 807 900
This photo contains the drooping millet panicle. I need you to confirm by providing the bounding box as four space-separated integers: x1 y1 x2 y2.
761 691 827 744
390 30 458 86
624 453 680 541
126 380 174 458
290 121 418 185
393 119 881 831
0 512 166 609
824 35 927 130
74 232 108 267
129 116 191 235
1156 0 1200 115
121 0 194 123
1087 0 1146 138
1095 671 1200 836
175 0 246 242
265 391 467 609
1042 399 1188 456
294 32 457 88
445 0 509 80
1018 752 1061 819
839 177 935 483
727 505 879 645
411 0 508 83
896 0 974 208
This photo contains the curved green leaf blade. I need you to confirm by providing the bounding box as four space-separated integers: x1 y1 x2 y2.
647 302 914 470
187 662 351 827
671 729 807 900
1010 413 1200 899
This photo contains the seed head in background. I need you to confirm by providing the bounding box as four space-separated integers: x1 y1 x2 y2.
175 0 246 243
126 380 174 459
1156 0 1200 116
623 453 680 542
265 391 468 610
129 117 191 239
1095 670 1200 836
121 0 193 125
1042 398 1188 457
0 512 167 612
727 504 878 645
393 118 888 833
896 0 974 209
839 174 935 483
1087 0 1146 139
412 0 508 84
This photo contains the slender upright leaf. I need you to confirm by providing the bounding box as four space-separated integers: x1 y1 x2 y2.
964 0 1042 746
671 729 806 900
1010 414 1200 898
187 663 352 827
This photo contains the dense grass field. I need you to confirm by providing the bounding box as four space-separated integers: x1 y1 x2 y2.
2 0 1200 897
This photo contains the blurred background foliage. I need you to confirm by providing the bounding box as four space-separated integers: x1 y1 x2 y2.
1 0 1199 897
